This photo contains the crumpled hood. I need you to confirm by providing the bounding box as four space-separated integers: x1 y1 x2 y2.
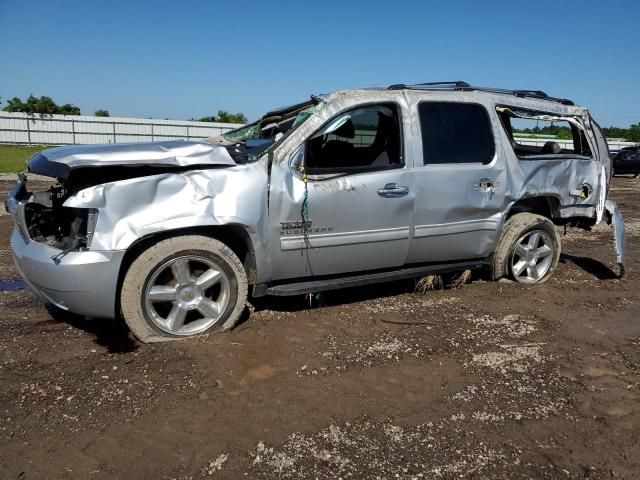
28 140 236 178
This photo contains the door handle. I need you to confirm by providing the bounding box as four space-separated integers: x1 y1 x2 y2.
377 183 409 198
474 178 496 192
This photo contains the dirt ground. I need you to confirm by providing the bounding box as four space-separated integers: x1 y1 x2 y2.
0 177 638 480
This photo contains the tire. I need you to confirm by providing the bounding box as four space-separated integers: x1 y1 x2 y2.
491 213 560 284
120 235 248 343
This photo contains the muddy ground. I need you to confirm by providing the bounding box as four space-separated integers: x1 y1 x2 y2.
0 177 638 479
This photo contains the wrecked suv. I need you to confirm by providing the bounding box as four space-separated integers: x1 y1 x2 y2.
6 81 626 342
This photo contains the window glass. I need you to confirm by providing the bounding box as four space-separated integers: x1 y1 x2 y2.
305 104 402 173
419 102 495 165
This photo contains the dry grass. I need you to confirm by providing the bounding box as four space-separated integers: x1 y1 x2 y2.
415 270 472 293
415 274 444 293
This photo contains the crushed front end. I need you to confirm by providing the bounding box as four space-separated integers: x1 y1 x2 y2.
7 173 98 257
5 172 124 318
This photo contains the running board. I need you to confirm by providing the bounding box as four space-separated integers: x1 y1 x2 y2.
254 260 486 297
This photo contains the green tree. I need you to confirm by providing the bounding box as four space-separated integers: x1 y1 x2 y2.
197 110 247 123
94 109 110 117
58 103 81 115
627 123 640 143
216 110 247 123
602 125 640 141
2 95 81 115
4 96 28 112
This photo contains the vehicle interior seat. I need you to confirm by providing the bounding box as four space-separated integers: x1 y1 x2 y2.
315 119 356 168
369 112 400 167
541 141 561 154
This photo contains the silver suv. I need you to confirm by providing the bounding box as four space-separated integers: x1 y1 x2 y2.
6 82 626 342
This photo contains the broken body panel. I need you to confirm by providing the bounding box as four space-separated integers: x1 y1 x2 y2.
5 86 625 319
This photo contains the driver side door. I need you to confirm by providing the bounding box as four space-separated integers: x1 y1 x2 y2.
268 102 414 281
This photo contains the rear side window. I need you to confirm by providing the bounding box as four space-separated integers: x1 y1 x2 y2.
419 102 495 165
496 106 593 159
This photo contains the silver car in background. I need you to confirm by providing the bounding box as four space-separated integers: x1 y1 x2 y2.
5 81 625 342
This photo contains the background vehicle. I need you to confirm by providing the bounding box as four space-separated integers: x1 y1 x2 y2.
6 82 626 342
612 146 640 177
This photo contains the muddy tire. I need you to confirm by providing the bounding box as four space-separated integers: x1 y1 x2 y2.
491 213 560 284
120 235 248 343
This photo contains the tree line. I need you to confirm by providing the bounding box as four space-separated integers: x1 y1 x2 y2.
3 95 84 116
193 111 247 124
513 123 640 142
0 94 247 124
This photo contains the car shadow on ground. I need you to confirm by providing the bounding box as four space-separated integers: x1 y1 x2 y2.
45 304 139 353
249 279 418 314
246 271 479 317
559 253 619 280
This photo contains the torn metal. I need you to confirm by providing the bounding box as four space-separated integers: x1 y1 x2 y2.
496 106 586 131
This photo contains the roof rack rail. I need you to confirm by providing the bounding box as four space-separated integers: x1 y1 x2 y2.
388 81 470 90
388 82 574 106
416 81 471 88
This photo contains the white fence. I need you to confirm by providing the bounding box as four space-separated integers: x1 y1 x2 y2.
0 111 243 145
515 135 637 154
0 111 636 153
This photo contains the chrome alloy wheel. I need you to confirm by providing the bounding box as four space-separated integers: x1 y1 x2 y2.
144 255 230 336
510 230 555 283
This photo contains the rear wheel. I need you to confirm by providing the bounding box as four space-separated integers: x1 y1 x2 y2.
492 213 560 284
121 235 248 342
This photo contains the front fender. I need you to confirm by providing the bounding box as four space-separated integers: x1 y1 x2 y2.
64 165 269 260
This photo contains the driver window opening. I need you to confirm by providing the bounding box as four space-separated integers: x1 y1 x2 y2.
305 104 402 173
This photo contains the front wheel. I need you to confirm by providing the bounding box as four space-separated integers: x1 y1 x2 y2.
120 235 248 343
491 213 560 284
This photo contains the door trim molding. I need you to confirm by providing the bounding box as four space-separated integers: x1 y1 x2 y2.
414 219 498 238
281 226 410 251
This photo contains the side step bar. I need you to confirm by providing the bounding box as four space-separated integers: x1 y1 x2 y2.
254 260 486 297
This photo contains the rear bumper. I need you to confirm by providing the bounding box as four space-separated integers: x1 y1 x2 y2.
605 199 626 269
11 229 125 318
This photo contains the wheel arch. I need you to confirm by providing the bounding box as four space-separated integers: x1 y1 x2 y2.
505 195 561 222
491 211 561 283
490 194 561 259
115 224 257 318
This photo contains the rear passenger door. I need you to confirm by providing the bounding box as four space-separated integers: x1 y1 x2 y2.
407 101 507 263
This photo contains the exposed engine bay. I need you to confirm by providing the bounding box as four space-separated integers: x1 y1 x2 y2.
9 175 96 254
15 162 232 254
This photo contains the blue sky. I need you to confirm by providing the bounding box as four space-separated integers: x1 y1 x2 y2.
0 0 638 126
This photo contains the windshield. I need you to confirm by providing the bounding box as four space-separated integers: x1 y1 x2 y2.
218 103 319 163
222 122 262 143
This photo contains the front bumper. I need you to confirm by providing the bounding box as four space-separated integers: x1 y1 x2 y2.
11 229 125 318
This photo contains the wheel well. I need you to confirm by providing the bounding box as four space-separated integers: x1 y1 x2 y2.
115 225 257 317
507 196 560 221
